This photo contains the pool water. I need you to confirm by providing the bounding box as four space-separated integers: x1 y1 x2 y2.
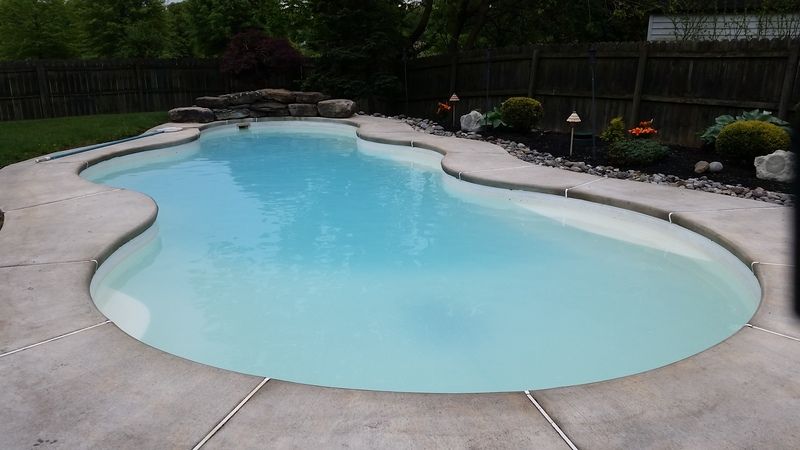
85 122 760 393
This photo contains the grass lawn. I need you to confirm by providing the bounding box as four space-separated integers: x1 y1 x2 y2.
0 111 168 168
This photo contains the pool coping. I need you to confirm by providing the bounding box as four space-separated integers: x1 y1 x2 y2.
0 115 797 448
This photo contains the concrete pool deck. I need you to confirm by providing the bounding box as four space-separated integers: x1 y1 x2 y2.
0 115 797 449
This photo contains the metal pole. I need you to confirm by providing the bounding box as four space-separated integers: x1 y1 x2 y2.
570 127 575 157
403 50 409 115
589 46 597 159
591 65 596 158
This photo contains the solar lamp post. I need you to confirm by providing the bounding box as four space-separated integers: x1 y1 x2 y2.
449 93 460 129
566 111 582 157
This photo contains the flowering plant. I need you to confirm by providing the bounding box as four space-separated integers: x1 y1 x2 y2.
628 119 657 138
435 101 452 116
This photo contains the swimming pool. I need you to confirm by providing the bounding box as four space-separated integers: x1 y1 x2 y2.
85 122 760 393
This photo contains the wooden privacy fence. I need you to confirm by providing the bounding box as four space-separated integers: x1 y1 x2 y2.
397 39 800 146
0 59 297 122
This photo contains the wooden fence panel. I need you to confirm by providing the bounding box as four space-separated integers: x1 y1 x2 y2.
398 39 800 146
0 58 298 122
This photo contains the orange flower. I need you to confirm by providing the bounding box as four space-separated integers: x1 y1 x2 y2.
436 102 452 114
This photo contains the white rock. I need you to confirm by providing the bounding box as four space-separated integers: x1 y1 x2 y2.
460 110 484 132
754 150 795 182
709 161 723 172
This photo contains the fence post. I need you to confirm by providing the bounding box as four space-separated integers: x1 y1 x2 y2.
35 61 52 118
778 42 799 120
629 42 649 126
449 54 458 95
526 48 540 98
135 60 146 112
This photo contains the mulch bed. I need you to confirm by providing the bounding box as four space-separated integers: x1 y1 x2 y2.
480 129 794 194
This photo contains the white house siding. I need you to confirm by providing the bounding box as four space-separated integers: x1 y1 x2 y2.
648 14 800 41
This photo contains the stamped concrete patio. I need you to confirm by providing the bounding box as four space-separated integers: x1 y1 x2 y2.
0 116 797 449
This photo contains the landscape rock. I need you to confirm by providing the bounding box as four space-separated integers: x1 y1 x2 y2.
212 108 250 120
709 161 723 173
317 99 357 118
257 88 296 103
194 96 229 109
393 114 792 206
168 106 214 123
755 150 795 182
460 110 484 132
293 91 330 103
250 101 289 113
288 103 318 117
694 161 710 174
221 91 261 105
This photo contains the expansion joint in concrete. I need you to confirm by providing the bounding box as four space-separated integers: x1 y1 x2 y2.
744 323 800 342
564 178 604 198
0 259 99 270
3 188 122 212
192 377 271 450
0 320 111 359
457 164 533 180
523 390 578 450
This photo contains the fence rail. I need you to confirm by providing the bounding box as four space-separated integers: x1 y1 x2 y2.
396 39 800 146
0 58 293 121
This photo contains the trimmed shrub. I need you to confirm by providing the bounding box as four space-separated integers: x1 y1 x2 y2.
716 120 790 160
600 116 626 143
607 139 668 166
700 109 791 145
500 97 543 131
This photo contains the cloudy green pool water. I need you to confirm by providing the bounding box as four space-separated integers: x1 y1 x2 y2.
85 122 759 393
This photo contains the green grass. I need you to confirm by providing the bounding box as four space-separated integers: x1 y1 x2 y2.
0 111 169 168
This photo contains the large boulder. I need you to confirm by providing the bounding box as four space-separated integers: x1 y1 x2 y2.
212 108 250 120
168 106 214 123
256 88 296 103
288 103 318 117
460 110 483 132
194 96 229 109
250 101 289 117
317 99 357 118
221 91 261 105
755 150 795 182
293 91 330 104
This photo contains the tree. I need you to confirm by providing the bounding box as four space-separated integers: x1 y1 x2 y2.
0 0 77 60
220 29 304 85
70 0 168 58
163 1 197 58
303 0 405 104
182 0 286 57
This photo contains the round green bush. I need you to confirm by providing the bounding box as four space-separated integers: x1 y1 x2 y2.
500 97 543 131
716 120 790 160
606 139 668 166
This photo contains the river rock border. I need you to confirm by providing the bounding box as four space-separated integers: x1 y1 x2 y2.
378 113 794 206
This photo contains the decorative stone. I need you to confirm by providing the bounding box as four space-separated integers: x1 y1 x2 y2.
212 108 250 120
755 150 795 182
247 109 270 118
168 106 214 123
288 103 318 117
194 96 229 109
709 161 723 173
293 91 330 103
250 101 288 112
694 160 710 174
256 88 296 103
317 99 357 118
460 110 483 132
220 91 261 105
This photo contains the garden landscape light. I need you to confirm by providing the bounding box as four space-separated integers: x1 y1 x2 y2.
449 93 460 128
567 111 582 157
